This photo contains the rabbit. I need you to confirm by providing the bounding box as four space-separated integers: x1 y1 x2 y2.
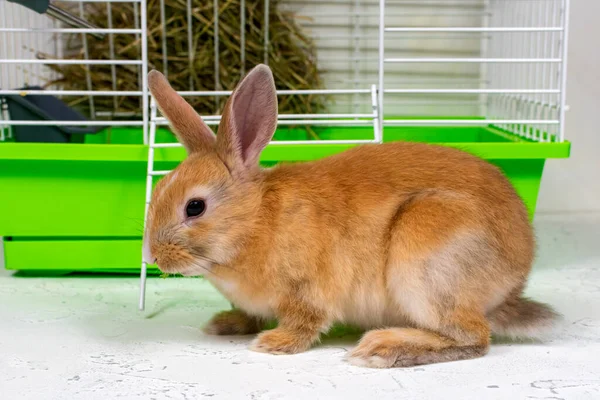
142 64 560 368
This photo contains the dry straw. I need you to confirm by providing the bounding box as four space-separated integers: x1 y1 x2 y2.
45 0 327 120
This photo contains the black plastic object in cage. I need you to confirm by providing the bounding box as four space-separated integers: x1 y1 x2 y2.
1 86 107 143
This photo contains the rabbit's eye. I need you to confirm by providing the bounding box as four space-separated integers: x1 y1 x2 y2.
185 199 206 218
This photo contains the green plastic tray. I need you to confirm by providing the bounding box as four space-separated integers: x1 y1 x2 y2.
0 124 570 273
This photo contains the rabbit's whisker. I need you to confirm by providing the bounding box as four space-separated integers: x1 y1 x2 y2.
189 260 226 279
189 248 239 273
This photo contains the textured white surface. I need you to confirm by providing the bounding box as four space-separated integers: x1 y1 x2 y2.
1 213 599 400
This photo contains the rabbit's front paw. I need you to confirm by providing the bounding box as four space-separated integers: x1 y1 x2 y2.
249 328 313 355
203 309 262 335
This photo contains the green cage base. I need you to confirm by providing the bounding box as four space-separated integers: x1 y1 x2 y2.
0 123 570 273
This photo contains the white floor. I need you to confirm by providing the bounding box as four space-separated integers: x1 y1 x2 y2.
1 213 599 400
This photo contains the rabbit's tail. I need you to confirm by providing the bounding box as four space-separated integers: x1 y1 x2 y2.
488 295 561 340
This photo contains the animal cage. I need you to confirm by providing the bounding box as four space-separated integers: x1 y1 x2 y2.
0 0 571 306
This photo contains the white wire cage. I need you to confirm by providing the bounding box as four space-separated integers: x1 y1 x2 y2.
0 0 570 141
0 0 150 143
0 0 570 309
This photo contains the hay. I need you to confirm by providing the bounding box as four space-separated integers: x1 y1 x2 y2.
45 0 327 120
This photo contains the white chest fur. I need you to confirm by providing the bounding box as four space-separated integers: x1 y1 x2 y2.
206 275 274 319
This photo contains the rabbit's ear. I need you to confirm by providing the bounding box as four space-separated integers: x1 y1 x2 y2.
216 64 277 176
148 70 216 154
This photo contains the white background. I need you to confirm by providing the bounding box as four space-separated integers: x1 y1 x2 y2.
536 0 600 213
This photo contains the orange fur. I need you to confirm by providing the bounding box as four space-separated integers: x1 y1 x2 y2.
143 64 560 368
203 309 263 335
